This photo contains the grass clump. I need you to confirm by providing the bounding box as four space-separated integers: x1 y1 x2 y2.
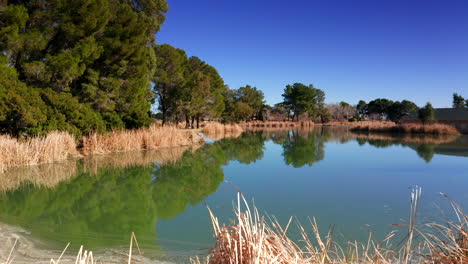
193 189 467 264
0 132 80 172
82 125 204 156
202 122 244 140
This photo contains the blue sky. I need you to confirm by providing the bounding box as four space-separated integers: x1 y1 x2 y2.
157 0 468 107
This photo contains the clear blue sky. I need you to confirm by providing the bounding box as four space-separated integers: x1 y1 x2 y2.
157 0 468 107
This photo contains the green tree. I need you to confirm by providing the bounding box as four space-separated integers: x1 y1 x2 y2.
282 83 325 121
235 85 265 120
0 0 168 135
367 98 394 120
452 93 466 108
355 100 368 120
153 44 188 125
418 102 437 125
387 100 418 122
180 57 225 128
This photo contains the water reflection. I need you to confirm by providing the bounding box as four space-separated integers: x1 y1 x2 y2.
0 127 466 255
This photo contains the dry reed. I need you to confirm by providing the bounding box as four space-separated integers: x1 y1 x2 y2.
202 122 244 140
0 132 80 172
241 121 300 129
193 189 467 264
82 125 204 156
351 122 460 135
351 132 461 145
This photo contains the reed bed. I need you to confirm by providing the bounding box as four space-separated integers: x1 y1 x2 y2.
351 132 461 145
351 122 460 135
193 190 467 264
0 132 80 172
82 125 204 156
241 121 300 129
201 122 244 140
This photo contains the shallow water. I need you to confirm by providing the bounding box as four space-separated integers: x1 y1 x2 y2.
0 127 467 262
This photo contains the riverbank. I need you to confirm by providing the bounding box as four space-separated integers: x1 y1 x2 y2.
350 121 460 135
0 125 204 172
0 222 173 264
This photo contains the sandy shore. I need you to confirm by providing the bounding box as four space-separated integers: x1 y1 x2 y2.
0 223 173 264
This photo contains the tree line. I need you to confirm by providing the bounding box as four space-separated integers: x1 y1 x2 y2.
0 1 453 137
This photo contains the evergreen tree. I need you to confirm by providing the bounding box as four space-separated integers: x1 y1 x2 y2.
0 0 168 135
452 93 466 108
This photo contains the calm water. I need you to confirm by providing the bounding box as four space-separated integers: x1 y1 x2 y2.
0 127 467 262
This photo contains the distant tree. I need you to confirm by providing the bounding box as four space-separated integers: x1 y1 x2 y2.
235 85 265 120
367 99 394 120
270 103 290 121
282 83 325 121
179 57 225 128
418 103 437 125
326 102 356 122
221 85 265 122
153 44 187 125
387 100 418 122
356 100 368 120
453 93 466 108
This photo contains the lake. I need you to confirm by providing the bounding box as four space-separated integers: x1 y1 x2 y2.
0 127 467 262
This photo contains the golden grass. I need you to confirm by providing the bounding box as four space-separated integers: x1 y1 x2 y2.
193 189 467 264
241 121 300 129
0 132 80 172
351 122 460 135
351 132 461 145
82 125 204 156
201 122 244 140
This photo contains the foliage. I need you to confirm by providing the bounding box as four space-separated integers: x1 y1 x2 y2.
153 44 188 124
452 93 466 108
327 101 356 122
222 85 265 122
282 83 325 121
418 103 437 125
365 99 418 122
0 0 168 135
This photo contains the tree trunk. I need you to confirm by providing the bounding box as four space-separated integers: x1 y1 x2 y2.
185 114 190 129
196 115 200 129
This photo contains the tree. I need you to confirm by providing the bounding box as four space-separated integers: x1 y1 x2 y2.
235 85 265 120
418 103 437 125
153 44 188 125
0 0 168 135
387 100 418 122
179 57 225 128
327 102 356 122
367 99 394 120
453 93 466 108
282 83 325 121
356 100 368 120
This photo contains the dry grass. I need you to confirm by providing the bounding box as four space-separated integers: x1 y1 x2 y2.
193 189 467 264
351 122 460 135
202 122 244 140
241 121 300 129
82 125 204 156
351 132 461 145
0 132 80 172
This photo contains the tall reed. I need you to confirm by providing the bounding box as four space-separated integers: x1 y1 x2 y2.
351 122 460 135
0 132 80 172
193 190 467 264
82 125 204 156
